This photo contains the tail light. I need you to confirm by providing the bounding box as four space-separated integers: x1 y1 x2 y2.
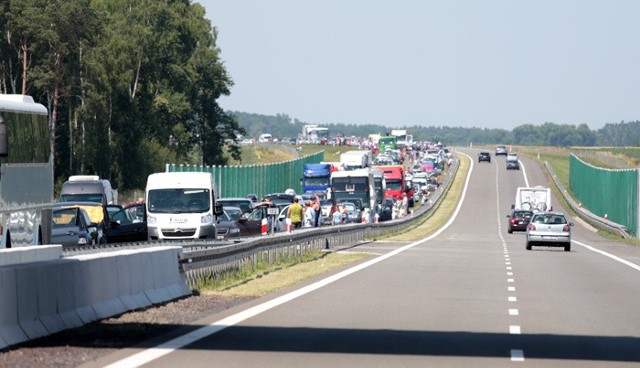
563 225 570 232
510 219 516 224
528 224 536 231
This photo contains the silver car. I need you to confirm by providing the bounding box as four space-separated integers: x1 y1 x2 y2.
525 212 573 252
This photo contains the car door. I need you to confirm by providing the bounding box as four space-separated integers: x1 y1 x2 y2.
52 207 83 246
105 204 148 243
235 207 264 236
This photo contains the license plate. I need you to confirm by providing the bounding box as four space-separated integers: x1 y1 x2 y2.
518 221 525 224
544 236 558 240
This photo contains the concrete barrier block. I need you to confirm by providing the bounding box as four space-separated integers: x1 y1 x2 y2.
0 267 28 348
36 262 66 335
0 245 62 267
15 264 48 340
55 259 83 330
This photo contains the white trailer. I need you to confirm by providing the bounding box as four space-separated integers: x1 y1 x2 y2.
339 150 372 170
512 186 552 212
145 172 223 240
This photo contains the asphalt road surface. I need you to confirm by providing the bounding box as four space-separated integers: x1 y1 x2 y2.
86 149 640 368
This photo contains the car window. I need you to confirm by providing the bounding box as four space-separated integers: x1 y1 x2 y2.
53 208 78 228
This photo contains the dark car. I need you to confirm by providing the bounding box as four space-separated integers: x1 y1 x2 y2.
478 151 491 163
377 198 395 222
506 153 520 170
51 206 94 246
216 209 241 240
105 203 148 243
266 193 295 211
217 197 254 214
235 206 279 236
506 210 533 233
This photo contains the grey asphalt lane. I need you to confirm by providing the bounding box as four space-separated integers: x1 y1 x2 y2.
95 150 640 368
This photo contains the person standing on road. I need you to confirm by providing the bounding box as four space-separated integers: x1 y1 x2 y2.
287 197 303 229
312 195 321 227
303 201 315 228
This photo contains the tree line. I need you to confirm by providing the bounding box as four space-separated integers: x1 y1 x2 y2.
0 0 244 191
234 111 640 147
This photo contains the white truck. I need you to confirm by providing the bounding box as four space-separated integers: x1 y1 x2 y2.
145 171 223 240
339 150 372 170
391 129 413 149
512 186 552 212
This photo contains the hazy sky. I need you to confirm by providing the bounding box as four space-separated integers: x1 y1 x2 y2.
201 1 640 130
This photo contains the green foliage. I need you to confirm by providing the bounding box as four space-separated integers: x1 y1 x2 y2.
0 0 243 190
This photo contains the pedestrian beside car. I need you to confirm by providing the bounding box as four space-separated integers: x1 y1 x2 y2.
303 201 315 228
332 205 343 225
312 196 321 227
287 197 303 229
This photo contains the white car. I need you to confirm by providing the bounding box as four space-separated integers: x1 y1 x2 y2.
525 212 573 252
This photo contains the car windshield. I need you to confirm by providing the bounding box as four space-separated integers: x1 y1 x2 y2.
148 188 210 213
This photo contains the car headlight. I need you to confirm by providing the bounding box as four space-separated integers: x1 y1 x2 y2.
147 215 156 225
201 214 213 224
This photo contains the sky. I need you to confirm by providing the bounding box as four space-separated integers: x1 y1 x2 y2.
200 1 640 130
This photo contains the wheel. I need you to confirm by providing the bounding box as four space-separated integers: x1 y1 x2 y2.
508 227 513 234
564 244 571 252
526 242 532 250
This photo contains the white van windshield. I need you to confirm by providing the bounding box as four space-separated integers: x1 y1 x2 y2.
148 188 210 213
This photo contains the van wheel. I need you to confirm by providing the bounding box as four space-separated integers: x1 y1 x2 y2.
564 244 571 252
526 242 532 250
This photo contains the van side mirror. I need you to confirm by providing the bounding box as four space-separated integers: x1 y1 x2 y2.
214 202 224 216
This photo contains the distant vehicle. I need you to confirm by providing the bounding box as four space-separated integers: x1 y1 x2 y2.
378 136 397 151
51 206 93 246
258 133 272 143
59 175 118 205
217 197 254 214
330 169 377 220
302 125 329 143
506 210 533 233
526 212 573 251
302 163 331 196
391 129 413 149
506 153 520 170
145 172 223 240
495 145 508 156
513 186 551 212
266 193 295 211
340 150 372 170
377 198 395 222
373 165 405 200
478 151 491 163
338 201 363 223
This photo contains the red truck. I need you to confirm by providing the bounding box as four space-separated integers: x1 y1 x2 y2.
373 165 405 200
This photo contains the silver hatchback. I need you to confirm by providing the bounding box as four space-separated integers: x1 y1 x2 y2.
526 212 573 252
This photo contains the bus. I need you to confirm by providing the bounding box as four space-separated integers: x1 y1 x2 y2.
0 94 54 248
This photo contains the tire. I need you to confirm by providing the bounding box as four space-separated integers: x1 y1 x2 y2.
508 227 513 234
564 244 571 252
526 242 532 250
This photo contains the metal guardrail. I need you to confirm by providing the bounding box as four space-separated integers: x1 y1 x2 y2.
61 157 460 289
544 161 630 239
178 156 460 288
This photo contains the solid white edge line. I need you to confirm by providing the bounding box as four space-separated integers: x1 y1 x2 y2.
511 349 525 361
106 155 476 368
573 240 640 272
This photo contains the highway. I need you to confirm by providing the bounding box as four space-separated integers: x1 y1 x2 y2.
90 150 640 367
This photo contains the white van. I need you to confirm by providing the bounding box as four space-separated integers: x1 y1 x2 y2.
60 175 117 205
145 172 223 240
